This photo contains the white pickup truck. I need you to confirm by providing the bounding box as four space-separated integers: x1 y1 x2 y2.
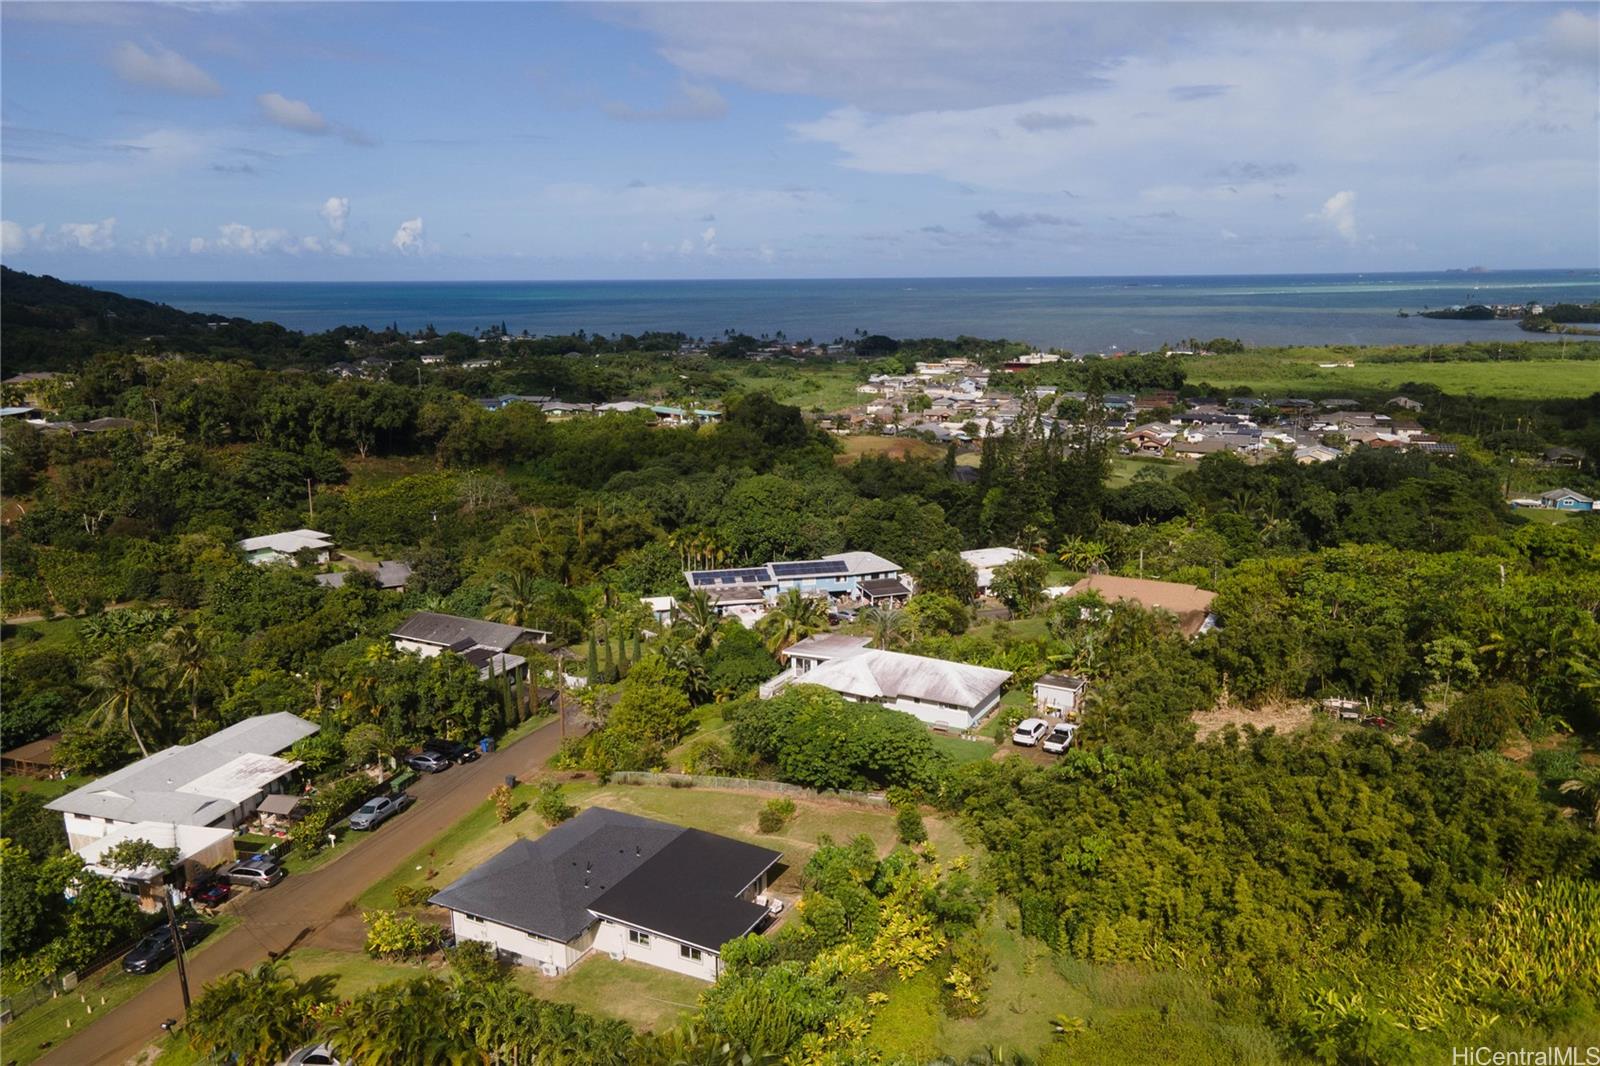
1042 722 1078 754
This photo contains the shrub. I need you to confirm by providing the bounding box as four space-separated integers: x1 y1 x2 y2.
363 910 442 959
393 883 431 909
942 933 994 1018
758 797 797 834
447 938 507 984
534 781 575 824
896 804 928 845
490 784 516 824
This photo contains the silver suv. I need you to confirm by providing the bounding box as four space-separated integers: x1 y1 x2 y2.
225 854 285 889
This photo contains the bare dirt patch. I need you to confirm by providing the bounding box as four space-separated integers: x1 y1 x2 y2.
1193 698 1316 740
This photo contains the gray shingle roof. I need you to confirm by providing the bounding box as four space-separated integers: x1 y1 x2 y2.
428 808 685 941
391 611 529 652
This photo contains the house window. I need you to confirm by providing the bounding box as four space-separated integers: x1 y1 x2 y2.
629 929 650 946
680 945 703 962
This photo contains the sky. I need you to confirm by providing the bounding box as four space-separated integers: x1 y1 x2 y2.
1 1 1597 281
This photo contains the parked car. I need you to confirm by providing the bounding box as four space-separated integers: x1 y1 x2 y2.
189 879 231 907
1042 722 1078 755
122 921 208 974
1011 717 1049 746
224 853 286 889
405 750 452 774
348 792 415 831
284 1043 343 1066
422 738 480 764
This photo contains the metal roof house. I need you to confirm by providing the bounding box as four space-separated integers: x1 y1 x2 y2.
763 634 1012 732
684 552 904 609
1539 488 1595 512
430 807 780 981
237 528 335 566
1067 574 1218 638
46 712 318 852
959 547 1030 594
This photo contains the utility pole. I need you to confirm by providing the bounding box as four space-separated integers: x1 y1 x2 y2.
162 889 192 1011
307 478 314 521
150 398 160 435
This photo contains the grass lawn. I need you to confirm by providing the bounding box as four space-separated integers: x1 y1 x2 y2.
4 917 239 1066
360 780 970 913
931 733 997 766
1 772 91 802
1184 353 1600 400
723 364 865 412
2 615 82 650
834 436 946 464
285 947 432 997
340 454 438 491
964 613 1049 643
514 956 707 1033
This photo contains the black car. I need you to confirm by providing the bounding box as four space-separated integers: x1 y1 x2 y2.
123 921 208 974
422 738 481 764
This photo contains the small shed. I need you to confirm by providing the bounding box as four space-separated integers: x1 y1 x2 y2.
860 578 912 607
1034 674 1088 716
1 734 62 779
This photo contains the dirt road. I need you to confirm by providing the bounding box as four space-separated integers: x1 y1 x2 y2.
37 717 570 1066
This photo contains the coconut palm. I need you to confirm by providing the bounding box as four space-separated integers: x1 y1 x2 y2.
486 566 543 628
85 647 163 757
675 589 722 652
1056 536 1109 573
660 638 712 704
184 960 332 1066
861 604 911 650
756 589 829 654
157 621 213 722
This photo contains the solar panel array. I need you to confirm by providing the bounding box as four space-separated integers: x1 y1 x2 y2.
769 560 849 579
689 567 771 587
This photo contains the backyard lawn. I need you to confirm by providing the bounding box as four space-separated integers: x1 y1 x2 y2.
1183 352 1600 400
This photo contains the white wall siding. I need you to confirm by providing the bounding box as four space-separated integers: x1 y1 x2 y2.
593 920 722 981
451 913 589 974
394 638 443 658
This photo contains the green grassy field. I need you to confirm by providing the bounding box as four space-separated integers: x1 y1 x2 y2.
1184 353 1600 399
723 364 866 412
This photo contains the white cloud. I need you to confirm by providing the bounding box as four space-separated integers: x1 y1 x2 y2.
1310 190 1360 243
189 237 207 254
677 237 694 255
108 41 223 97
257 93 329 134
216 222 291 253
1 220 27 255
319 196 350 235
392 217 424 253
142 230 172 255
700 225 717 245
59 218 117 250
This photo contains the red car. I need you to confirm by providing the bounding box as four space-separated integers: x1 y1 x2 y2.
190 879 231 907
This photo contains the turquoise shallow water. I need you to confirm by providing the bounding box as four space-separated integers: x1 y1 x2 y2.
86 270 1600 351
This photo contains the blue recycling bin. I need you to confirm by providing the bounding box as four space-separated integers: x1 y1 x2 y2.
479 736 494 754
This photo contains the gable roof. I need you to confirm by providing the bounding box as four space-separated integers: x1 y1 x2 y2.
800 649 1011 709
588 829 780 952
46 712 316 823
428 807 778 947
821 551 902 576
391 611 529 652
238 529 333 555
959 547 1030 570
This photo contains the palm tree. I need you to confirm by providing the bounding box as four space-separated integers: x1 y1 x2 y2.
325 977 476 1066
184 961 332 1066
756 589 830 654
1560 768 1600 830
85 647 162 757
861 605 910 650
660 639 712 704
675 589 722 652
486 567 542 628
158 621 212 722
1056 536 1109 573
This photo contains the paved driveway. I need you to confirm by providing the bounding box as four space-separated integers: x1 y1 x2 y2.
39 716 570 1066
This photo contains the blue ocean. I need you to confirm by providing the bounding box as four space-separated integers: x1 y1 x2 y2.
88 270 1600 352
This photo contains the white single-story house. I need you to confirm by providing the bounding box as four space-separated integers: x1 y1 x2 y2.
1034 674 1088 716
763 634 1012 731
78 822 237 911
684 551 905 604
391 611 548 680
46 712 318 852
959 547 1030 595
431 807 780 982
237 529 335 566
641 596 677 626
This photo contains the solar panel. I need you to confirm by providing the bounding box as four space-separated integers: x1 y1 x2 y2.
770 560 848 578
690 568 770 587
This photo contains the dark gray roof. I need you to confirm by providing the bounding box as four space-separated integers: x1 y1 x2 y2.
428 808 683 941
860 578 911 598
391 611 528 652
588 830 780 952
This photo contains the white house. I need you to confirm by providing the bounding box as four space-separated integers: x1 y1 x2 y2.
684 551 905 606
641 596 677 626
430 807 780 982
763 634 1012 731
959 547 1030 595
46 712 318 852
390 611 547 680
237 529 334 566
1033 674 1088 716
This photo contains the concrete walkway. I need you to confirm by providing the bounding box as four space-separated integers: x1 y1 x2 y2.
37 716 571 1066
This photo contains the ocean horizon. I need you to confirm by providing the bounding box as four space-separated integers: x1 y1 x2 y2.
85 269 1600 352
